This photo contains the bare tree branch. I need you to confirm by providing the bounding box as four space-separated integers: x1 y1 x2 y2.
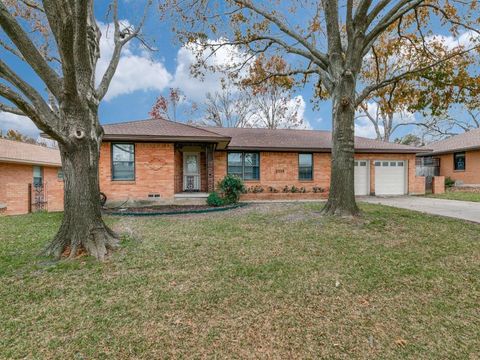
0 1 62 96
247 35 328 70
321 0 343 63
0 102 25 116
0 58 60 127
0 39 24 60
363 0 423 56
356 44 480 106
96 0 153 100
19 0 44 13
232 0 330 68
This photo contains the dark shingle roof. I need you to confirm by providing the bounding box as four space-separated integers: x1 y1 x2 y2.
102 119 428 153
0 138 61 166
207 127 426 153
426 128 480 155
102 119 230 141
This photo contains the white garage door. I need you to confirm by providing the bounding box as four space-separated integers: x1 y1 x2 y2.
354 160 369 196
374 160 407 195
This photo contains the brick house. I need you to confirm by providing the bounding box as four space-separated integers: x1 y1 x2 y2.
419 128 480 186
0 139 64 215
99 119 429 205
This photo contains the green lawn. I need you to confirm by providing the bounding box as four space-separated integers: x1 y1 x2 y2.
1 203 479 359
428 190 480 202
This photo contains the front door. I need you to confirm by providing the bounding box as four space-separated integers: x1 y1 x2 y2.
183 152 201 191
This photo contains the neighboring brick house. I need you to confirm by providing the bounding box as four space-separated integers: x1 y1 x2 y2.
420 128 480 186
99 119 429 205
0 139 64 215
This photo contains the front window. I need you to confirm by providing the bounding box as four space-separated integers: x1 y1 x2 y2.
112 143 135 180
227 152 259 180
298 153 313 180
33 166 43 186
454 152 466 171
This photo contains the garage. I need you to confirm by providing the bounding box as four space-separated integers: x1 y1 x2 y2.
354 160 369 196
374 160 407 195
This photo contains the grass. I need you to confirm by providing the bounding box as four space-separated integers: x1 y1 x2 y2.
0 203 479 359
428 190 480 202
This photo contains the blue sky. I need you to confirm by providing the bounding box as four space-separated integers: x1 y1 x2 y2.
0 1 476 140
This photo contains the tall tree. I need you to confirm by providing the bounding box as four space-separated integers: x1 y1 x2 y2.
243 55 306 129
173 0 480 216
420 110 480 140
150 88 190 122
358 31 480 141
0 128 46 146
151 64 309 129
201 56 308 129
0 0 152 259
394 134 423 147
202 85 255 127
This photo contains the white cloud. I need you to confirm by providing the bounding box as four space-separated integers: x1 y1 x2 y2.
170 39 314 128
355 102 415 139
96 21 172 101
0 112 40 138
282 95 311 129
427 30 480 51
355 116 381 139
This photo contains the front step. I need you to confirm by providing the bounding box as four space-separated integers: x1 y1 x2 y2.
174 192 209 205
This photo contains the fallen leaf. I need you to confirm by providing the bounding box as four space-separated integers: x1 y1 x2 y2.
395 338 407 347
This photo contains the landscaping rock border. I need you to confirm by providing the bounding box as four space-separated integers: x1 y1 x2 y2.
104 203 248 216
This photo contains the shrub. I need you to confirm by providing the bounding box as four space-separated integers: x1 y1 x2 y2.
247 185 264 193
207 192 224 207
218 175 245 204
445 177 455 188
312 186 325 193
253 185 264 193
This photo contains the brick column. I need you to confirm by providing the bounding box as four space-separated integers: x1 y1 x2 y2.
206 144 215 192
432 176 445 194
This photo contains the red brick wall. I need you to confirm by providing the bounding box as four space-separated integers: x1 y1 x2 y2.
98 144 424 203
174 149 183 193
412 176 426 195
45 167 64 211
432 176 445 194
200 152 207 192
99 142 175 203
214 151 227 187
0 162 63 215
437 150 480 185
215 151 421 195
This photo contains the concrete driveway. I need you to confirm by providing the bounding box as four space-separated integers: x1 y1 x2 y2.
361 196 480 223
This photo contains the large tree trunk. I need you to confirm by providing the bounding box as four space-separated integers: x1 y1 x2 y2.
44 113 119 260
323 74 360 216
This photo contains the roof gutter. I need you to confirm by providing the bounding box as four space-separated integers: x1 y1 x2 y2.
0 157 61 167
422 145 480 156
102 134 232 143
223 146 429 154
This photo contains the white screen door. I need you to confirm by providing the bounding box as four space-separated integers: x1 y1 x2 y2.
183 153 200 191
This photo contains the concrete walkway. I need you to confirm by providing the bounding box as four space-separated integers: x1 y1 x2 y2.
361 196 480 223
